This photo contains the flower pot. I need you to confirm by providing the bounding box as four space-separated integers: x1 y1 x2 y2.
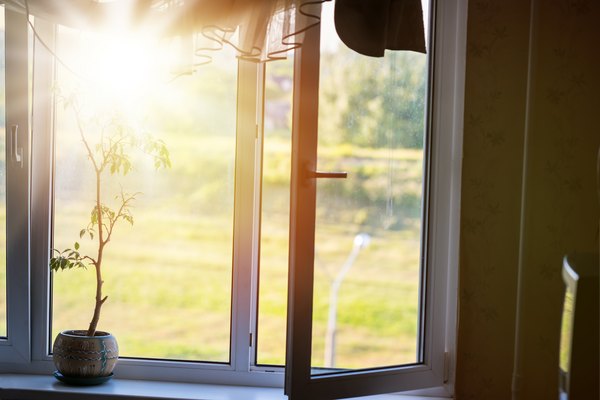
52 330 119 380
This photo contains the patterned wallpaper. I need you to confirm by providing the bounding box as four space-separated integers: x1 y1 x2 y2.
511 0 598 398
456 0 599 399
456 0 531 398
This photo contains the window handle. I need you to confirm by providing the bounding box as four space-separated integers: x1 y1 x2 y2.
313 171 348 179
11 125 23 167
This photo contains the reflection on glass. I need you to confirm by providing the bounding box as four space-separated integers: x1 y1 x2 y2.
256 58 294 366
0 6 6 338
52 25 237 361
312 1 428 372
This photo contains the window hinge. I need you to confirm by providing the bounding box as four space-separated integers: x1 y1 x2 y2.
443 351 450 383
249 333 253 347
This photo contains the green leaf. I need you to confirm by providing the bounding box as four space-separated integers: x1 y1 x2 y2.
50 258 58 272
79 229 86 238
74 242 80 250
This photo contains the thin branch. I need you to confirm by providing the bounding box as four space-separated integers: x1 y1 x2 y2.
104 192 139 244
99 134 128 172
100 123 107 160
80 255 97 265
73 107 100 173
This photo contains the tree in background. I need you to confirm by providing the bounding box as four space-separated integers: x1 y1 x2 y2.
320 50 427 149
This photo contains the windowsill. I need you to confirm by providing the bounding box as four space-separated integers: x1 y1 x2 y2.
0 374 450 400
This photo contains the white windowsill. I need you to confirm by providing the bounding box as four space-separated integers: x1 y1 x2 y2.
0 374 450 400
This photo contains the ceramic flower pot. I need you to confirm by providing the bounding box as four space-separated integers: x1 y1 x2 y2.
52 330 119 380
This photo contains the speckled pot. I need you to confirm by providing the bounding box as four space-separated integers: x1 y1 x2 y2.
52 330 119 378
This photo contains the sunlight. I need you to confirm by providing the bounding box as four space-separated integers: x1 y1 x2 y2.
85 32 166 111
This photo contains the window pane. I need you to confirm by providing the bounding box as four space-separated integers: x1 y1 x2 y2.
256 58 294 365
51 26 237 361
0 6 5 338
311 1 428 371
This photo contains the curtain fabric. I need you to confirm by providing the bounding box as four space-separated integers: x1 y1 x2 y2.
334 0 426 56
18 0 426 62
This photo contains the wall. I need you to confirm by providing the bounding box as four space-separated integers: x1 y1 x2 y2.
456 0 531 398
456 0 599 399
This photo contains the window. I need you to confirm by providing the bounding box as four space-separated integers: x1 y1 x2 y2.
2 0 466 398
259 2 431 375
279 1 468 394
50 24 238 362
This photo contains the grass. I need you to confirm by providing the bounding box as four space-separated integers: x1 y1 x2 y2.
50 208 422 367
52 203 235 362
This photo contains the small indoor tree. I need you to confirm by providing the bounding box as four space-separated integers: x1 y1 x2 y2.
50 96 170 338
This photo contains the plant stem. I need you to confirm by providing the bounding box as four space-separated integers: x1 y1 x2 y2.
86 136 106 337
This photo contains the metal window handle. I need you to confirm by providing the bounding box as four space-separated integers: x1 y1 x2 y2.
313 171 348 179
11 125 23 167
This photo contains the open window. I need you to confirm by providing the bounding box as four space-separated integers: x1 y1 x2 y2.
284 1 464 398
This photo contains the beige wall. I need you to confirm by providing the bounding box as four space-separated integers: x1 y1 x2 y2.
456 0 599 399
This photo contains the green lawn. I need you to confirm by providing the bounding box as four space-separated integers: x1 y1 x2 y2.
51 207 422 367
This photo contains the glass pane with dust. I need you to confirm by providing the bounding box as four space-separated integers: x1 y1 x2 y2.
311 0 430 373
51 25 237 362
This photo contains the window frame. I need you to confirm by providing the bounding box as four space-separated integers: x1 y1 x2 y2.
0 5 32 365
1 0 467 397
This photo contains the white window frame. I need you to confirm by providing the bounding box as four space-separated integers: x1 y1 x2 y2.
1 0 466 397
0 5 32 365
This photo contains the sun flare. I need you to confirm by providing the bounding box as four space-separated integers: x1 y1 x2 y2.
56 24 183 118
86 33 166 105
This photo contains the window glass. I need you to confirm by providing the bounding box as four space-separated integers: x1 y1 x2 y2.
311 1 429 371
256 1 430 369
256 57 294 365
51 25 237 362
0 6 6 339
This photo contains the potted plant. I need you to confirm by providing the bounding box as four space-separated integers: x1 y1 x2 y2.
50 97 170 384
